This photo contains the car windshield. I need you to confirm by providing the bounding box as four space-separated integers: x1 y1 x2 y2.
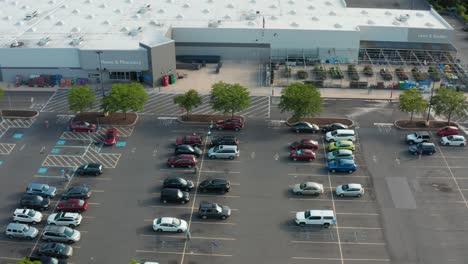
56 244 66 251
299 183 307 189
213 146 220 152
342 185 349 190
331 131 338 136
304 211 311 218
42 185 49 191
106 134 114 139
297 150 303 154
27 210 36 217
83 122 90 127
335 141 342 147
179 178 187 185
63 228 74 237
22 226 30 232
186 146 194 151
177 191 183 198
332 150 339 155
172 218 181 226
215 205 222 212
448 136 454 140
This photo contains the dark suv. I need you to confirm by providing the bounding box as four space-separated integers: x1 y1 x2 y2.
199 179 231 193
76 163 103 176
163 178 194 192
409 143 436 155
198 202 231 220
161 188 190 204
20 194 50 211
210 135 239 147
174 145 202 157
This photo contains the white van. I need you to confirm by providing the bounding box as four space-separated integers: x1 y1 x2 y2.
295 210 336 228
207 145 239 159
325 129 355 142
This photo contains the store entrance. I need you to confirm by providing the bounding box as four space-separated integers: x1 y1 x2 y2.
109 71 142 82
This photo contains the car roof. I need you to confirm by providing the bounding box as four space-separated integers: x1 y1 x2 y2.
200 201 216 207
218 145 238 149
301 139 316 143
340 159 355 164
215 135 236 140
107 128 117 133
336 149 353 154
160 217 175 224
336 140 353 145
177 154 195 159
184 135 201 139
87 163 101 167
347 183 362 189
298 149 313 153
7 222 28 229
14 209 32 214
177 144 193 149
450 135 465 139
162 188 181 194
334 129 354 133
421 142 435 146
28 183 47 188
444 126 458 129
415 131 430 135
307 210 335 217
304 182 322 188
61 212 78 218
332 123 346 126
62 199 84 204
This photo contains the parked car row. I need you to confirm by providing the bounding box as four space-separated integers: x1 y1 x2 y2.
406 127 465 156
289 124 362 229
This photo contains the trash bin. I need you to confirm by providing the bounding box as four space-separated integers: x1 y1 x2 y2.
169 74 176 84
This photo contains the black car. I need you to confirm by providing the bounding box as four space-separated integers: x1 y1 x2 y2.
38 243 73 259
161 188 190 204
199 179 231 193
76 163 103 176
61 186 92 200
29 256 67 264
198 202 231 220
291 122 320 133
20 194 50 211
174 145 203 157
210 135 239 147
322 123 348 133
409 143 436 155
163 178 194 192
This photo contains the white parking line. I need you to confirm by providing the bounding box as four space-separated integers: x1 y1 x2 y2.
288 173 369 178
291 241 385 245
136 250 232 257
289 198 373 202
140 234 236 241
190 221 237 226
291 257 390 261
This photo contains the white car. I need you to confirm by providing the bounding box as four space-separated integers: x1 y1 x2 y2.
153 217 188 233
291 182 324 196
13 209 43 225
440 135 466 147
47 212 82 227
295 210 336 228
335 183 364 197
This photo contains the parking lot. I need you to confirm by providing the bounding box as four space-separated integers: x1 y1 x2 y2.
0 97 467 264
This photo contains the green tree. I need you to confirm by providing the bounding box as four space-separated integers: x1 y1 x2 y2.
399 88 428 121
278 82 323 122
17 258 41 264
129 260 139 264
0 87 4 100
210 82 250 118
68 86 96 113
431 87 468 123
102 83 148 119
174 89 202 117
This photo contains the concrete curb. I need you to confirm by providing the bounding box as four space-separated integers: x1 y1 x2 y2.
1 87 59 92
1 110 40 119
393 120 457 130
323 97 398 102
73 112 139 127
177 115 245 125
286 117 355 128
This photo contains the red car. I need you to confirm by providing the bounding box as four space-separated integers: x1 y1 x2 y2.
57 199 88 213
69 121 97 132
104 128 118 145
216 118 244 131
176 135 203 147
290 149 317 161
290 139 319 150
437 126 459 137
167 154 197 168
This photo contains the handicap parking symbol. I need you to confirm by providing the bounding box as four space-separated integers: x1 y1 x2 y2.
37 167 48 174
116 141 127 147
51 148 61 154
56 140 66 145
13 133 23 139
0 160 3 166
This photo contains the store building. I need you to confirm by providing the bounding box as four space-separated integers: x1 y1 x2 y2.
0 0 455 86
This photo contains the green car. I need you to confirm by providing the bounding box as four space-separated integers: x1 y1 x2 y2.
328 140 355 152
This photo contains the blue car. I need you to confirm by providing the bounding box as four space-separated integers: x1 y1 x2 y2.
328 159 356 173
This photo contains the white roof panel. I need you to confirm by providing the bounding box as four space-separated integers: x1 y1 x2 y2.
0 0 452 49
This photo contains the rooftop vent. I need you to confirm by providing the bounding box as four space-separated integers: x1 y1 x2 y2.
133 14 141 19
207 0 214 3
385 11 392 16
56 20 65 26
84 0 92 3
311 16 319 21
115 8 122 14
45 15 54 19
21 5 29 9
120 26 129 32
270 4 277 8
100 4 107 8
329 11 336 16
183 3 190 8
128 27 143 36
227 3 234 8
361 10 368 15
158 9 166 13
416 12 424 17
149 20 164 26
245 10 257 20
103 20 111 25
16 21 24 26
396 14 410 22
325 1 332 5
247 21 256 26
37 37 50 46
138 4 151 14
334 23 342 28
71 27 81 32
289 10 297 15
367 20 375 25
176 14 184 19
270 15 278 20
308 5 315 9
11 1 18 6
4 16 12 21
86 14 95 19
126 0 133 3
72 9 80 14
208 20 221 27
166 0 173 3
25 11 38 20
10 40 24 48
27 27 36 32
70 37 83 46
203 9 210 14
48 0 55 4
250 0 256 3
425 22 433 27
290 22 299 27
61 4 67 9
288 0 295 4
223 14 231 19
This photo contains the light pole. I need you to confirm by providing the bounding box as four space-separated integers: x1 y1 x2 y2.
426 81 435 123
95 51 105 97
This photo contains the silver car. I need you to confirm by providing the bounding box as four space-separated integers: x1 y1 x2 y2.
42 225 81 243
292 182 324 196
327 149 354 161
335 183 364 197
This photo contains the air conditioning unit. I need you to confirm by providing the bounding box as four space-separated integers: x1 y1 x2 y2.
208 20 221 27
38 37 50 46
70 37 83 46
25 11 38 20
396 14 410 22
137 4 151 14
10 40 24 48
128 27 143 36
